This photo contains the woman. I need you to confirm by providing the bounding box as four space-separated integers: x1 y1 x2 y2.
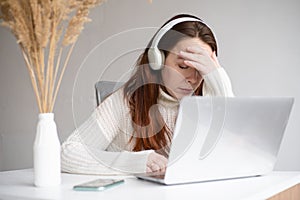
61 14 234 175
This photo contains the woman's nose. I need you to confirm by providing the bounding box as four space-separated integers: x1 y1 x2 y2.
185 69 198 84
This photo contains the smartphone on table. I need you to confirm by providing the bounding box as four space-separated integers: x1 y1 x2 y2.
73 178 124 191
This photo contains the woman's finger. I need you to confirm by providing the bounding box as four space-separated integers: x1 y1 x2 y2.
186 46 208 55
146 166 152 173
179 50 205 63
154 160 166 171
150 163 160 172
183 60 211 76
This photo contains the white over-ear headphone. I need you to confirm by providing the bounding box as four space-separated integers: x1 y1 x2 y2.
148 17 202 70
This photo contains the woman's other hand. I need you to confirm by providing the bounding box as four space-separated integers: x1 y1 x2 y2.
146 152 168 173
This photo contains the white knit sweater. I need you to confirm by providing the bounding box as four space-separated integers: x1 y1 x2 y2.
61 68 234 175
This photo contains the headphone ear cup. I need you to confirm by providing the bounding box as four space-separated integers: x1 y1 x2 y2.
148 48 165 70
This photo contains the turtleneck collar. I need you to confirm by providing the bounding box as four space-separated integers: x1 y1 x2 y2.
158 87 180 108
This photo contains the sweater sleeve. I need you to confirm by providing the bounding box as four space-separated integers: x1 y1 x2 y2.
61 89 153 175
202 67 234 97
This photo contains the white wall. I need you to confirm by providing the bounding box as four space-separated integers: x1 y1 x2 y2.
0 0 299 171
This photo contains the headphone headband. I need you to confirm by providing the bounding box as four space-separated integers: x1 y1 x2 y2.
148 17 203 70
150 17 202 48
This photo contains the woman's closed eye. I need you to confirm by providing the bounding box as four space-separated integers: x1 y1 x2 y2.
178 65 189 69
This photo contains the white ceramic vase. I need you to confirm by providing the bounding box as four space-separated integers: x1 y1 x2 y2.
33 113 61 187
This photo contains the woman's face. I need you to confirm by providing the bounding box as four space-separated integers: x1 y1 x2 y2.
161 37 213 100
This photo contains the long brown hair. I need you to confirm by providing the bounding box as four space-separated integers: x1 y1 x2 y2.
123 14 218 155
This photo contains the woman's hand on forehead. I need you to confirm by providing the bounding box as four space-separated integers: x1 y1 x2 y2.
178 45 220 76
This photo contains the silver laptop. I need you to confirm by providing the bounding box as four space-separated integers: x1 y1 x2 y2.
137 97 294 185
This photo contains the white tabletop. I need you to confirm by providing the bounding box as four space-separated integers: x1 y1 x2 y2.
0 169 299 200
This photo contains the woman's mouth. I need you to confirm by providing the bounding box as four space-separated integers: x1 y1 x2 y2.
178 87 194 94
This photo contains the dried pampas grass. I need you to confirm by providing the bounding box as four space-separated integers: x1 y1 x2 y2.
0 0 104 113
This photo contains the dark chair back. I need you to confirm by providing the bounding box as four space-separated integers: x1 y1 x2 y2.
95 81 124 106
